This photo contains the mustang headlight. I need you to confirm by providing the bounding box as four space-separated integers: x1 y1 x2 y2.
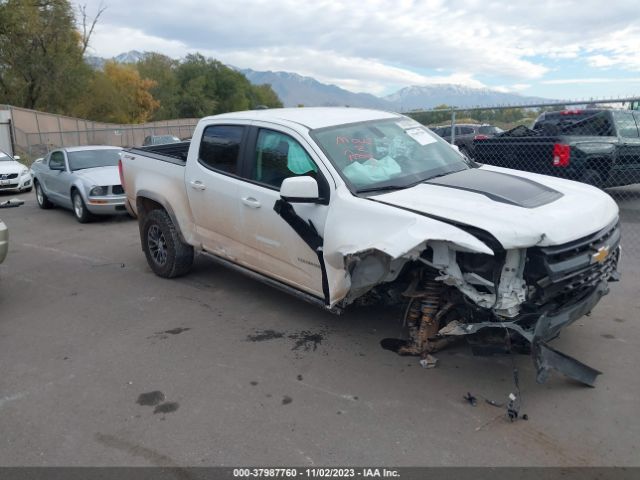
89 186 108 196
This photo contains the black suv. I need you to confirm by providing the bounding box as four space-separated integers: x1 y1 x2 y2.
431 124 503 158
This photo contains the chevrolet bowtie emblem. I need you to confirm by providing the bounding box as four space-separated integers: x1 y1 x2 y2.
592 245 610 264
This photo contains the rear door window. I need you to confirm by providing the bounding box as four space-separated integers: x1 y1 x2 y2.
198 125 245 174
458 126 474 135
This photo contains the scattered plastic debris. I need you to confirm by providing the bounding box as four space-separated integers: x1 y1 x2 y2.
419 354 438 369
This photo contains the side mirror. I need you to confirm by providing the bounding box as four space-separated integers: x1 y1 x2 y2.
13 155 20 161
280 176 320 203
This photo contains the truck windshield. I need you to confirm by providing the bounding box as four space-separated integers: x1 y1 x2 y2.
67 149 121 171
311 118 472 193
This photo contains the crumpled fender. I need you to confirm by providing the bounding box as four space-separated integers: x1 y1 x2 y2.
322 189 494 306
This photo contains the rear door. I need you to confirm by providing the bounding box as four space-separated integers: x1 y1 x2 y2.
184 123 248 261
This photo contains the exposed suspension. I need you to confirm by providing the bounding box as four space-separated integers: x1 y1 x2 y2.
399 278 444 356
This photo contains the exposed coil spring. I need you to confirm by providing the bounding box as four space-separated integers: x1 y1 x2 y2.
402 278 444 355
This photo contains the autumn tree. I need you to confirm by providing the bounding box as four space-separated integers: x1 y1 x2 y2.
136 52 179 120
74 61 159 123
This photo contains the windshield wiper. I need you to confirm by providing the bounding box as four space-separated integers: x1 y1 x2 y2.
357 178 426 194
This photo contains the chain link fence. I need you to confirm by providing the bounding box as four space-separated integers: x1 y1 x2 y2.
407 98 640 257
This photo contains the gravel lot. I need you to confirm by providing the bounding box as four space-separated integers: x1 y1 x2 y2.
0 190 639 467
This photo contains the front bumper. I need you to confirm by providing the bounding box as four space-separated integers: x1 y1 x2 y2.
441 279 613 386
0 219 8 264
86 195 128 215
0 174 32 192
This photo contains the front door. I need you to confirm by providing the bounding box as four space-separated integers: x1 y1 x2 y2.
43 151 71 206
235 125 331 297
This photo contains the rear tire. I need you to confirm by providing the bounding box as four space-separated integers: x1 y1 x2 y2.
35 181 53 209
141 209 194 278
72 190 94 223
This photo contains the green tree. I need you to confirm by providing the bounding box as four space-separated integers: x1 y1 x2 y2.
136 52 179 120
0 0 91 112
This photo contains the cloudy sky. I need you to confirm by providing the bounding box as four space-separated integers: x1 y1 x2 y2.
81 0 640 100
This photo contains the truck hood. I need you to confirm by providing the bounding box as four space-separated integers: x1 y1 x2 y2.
373 165 618 249
74 166 120 186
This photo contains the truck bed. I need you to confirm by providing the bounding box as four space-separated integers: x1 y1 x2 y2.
127 141 190 164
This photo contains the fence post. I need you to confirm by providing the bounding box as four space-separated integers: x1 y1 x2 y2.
450 109 456 145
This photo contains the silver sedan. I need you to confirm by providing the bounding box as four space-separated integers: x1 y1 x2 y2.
31 146 127 223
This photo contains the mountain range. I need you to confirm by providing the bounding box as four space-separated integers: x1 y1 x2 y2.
87 50 551 110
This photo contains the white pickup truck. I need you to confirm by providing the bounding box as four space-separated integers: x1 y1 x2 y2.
121 107 620 386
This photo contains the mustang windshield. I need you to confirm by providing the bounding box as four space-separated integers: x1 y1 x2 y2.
68 149 121 171
312 118 473 192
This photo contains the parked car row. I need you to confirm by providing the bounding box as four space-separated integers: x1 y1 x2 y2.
431 109 640 188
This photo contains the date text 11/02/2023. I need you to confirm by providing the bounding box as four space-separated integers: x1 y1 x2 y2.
232 468 401 478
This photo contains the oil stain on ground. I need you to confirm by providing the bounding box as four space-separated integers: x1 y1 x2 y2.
246 329 286 342
147 327 191 340
153 402 180 414
288 331 324 352
137 391 165 406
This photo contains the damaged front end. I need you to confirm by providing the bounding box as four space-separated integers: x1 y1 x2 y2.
345 219 621 387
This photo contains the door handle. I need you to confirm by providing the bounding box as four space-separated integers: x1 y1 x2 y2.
242 197 261 209
189 180 206 191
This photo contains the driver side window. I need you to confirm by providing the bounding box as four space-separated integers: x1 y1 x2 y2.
249 129 318 189
49 151 65 170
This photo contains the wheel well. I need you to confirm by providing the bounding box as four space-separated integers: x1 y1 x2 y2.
585 157 612 179
136 196 188 244
136 196 164 220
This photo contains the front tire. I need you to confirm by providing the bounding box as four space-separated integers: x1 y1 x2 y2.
72 191 94 223
35 181 53 209
141 209 194 278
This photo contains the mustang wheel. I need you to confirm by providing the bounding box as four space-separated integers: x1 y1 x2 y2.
72 191 94 223
34 181 53 209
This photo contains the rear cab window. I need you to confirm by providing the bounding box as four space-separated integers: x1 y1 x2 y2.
198 125 245 175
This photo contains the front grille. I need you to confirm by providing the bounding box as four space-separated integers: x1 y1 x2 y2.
112 185 124 194
525 220 620 307
0 183 19 190
0 173 18 180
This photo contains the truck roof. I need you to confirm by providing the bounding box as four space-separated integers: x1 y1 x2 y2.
202 107 401 130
